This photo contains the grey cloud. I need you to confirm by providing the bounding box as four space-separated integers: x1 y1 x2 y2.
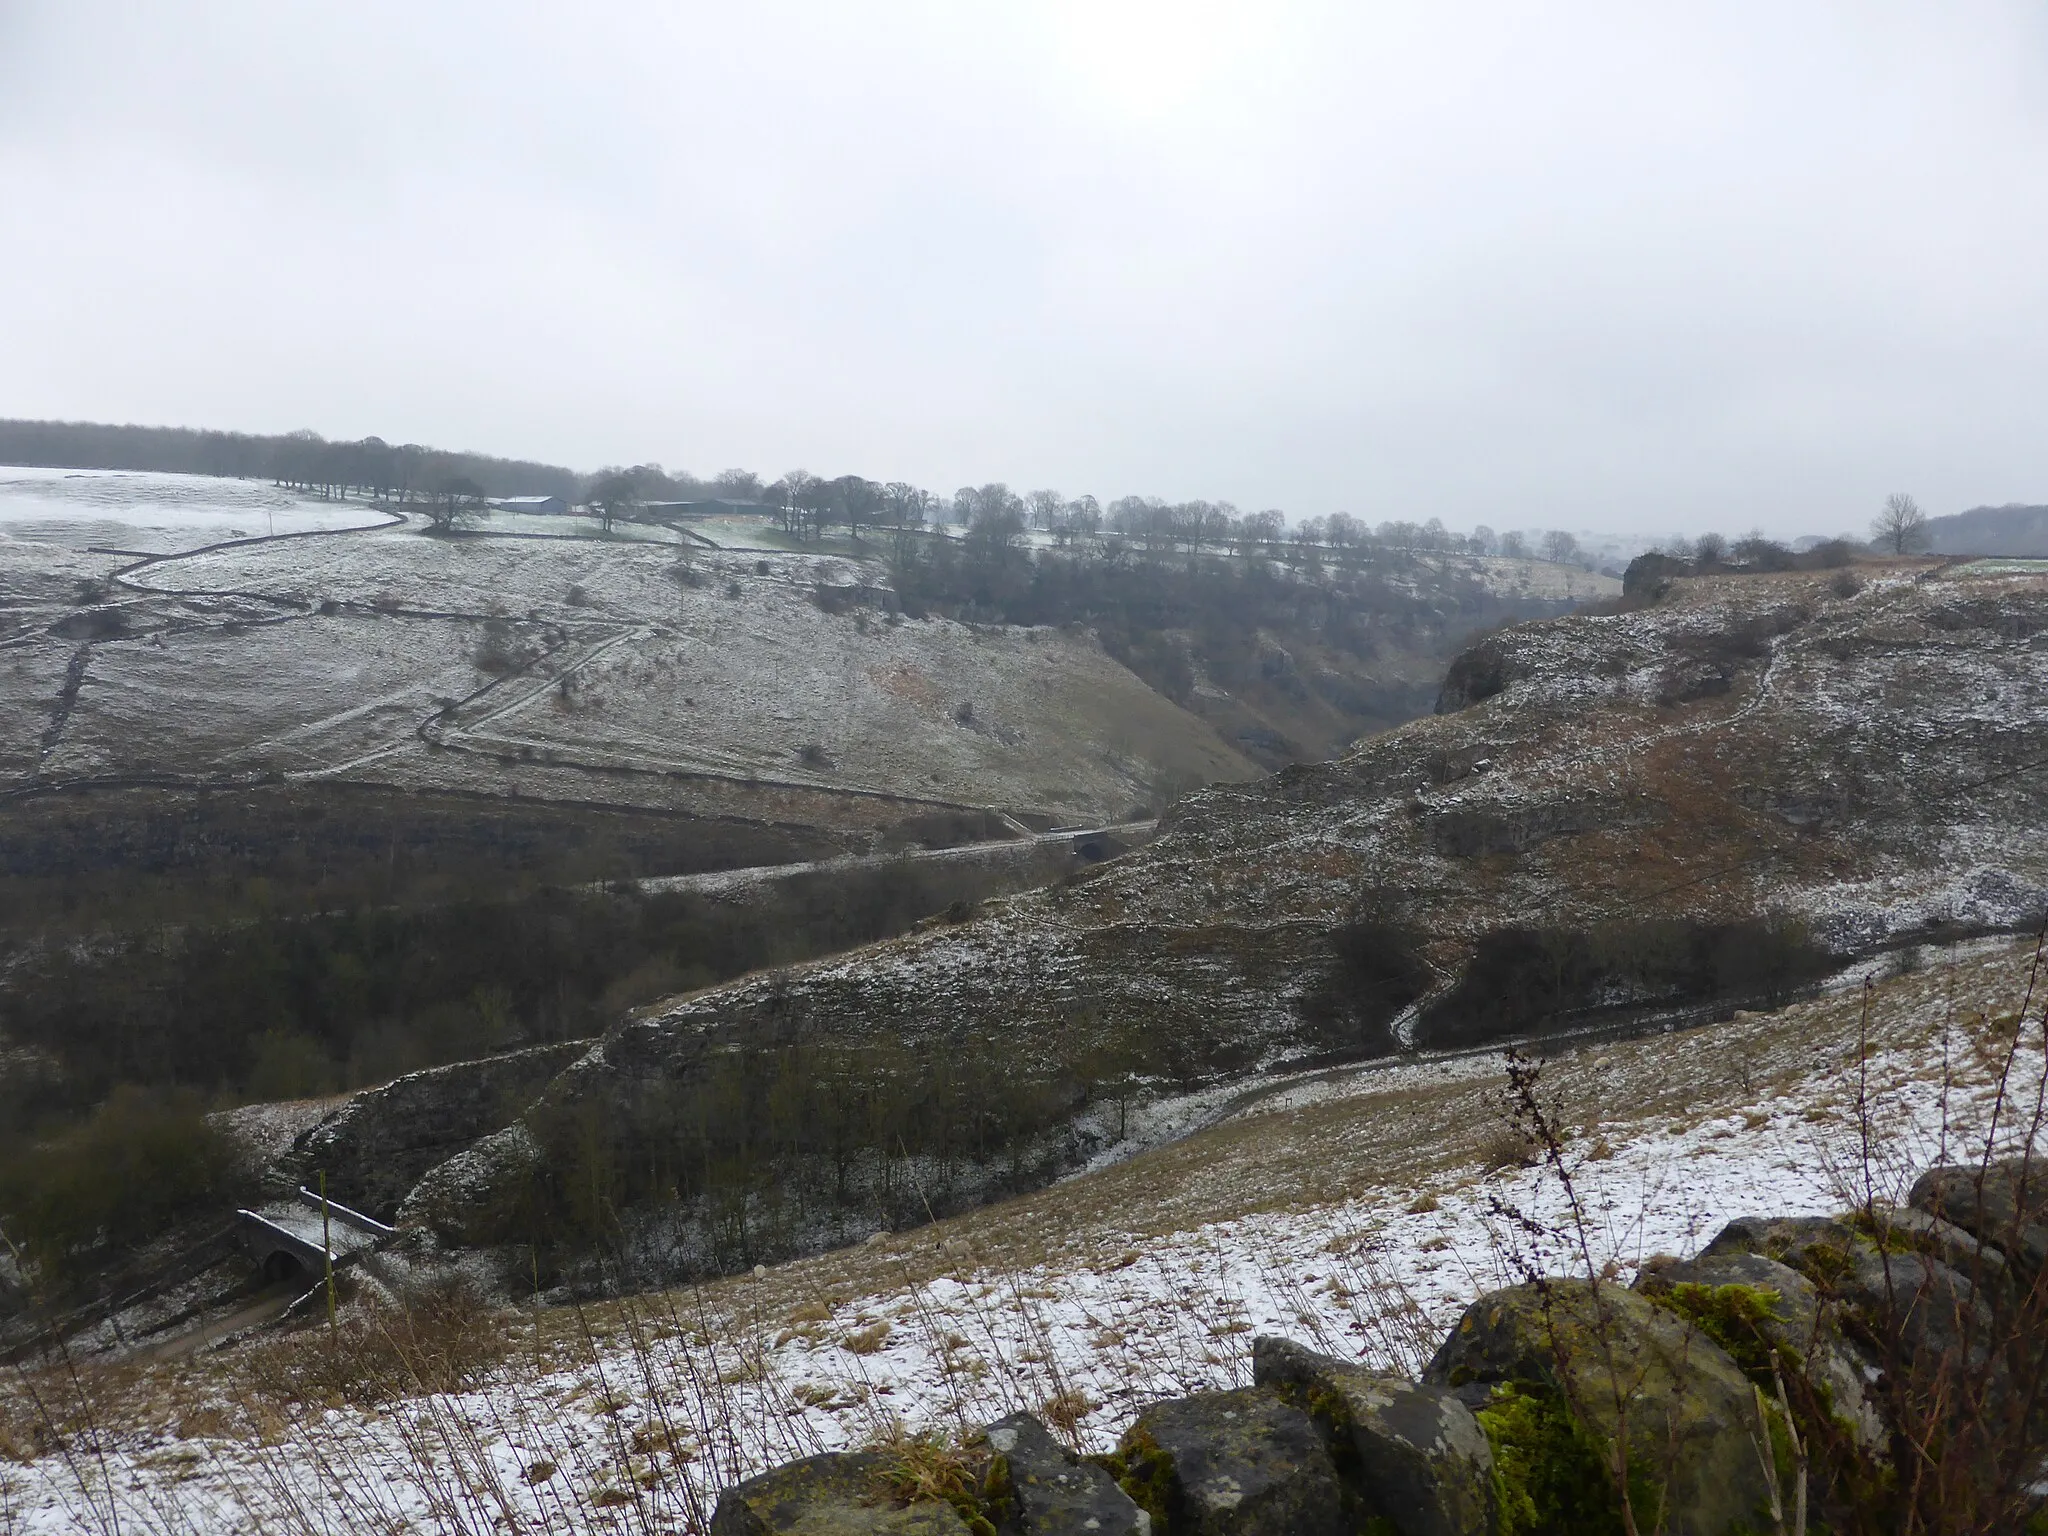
1 1 2045 537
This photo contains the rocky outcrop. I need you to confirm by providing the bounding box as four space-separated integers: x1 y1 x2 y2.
1425 1280 1775 1536
1911 1159 2048 1279
1117 1388 1350 1535
1252 1337 1495 1536
982 1412 1147 1535
709 1451 972 1534
275 1040 590 1221
1635 1249 1887 1454
1703 1211 1997 1378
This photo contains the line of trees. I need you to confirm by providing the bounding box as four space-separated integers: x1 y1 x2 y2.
0 418 579 503
568 459 1605 571
0 417 1622 567
656 468 1608 571
1642 494 1933 575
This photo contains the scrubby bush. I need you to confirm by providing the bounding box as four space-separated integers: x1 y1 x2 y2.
0 1086 242 1281
245 1277 510 1407
1420 916 1832 1048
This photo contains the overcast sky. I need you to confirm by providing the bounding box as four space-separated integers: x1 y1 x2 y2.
2 3 2044 537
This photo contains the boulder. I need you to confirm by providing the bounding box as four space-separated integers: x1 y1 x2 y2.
1424 1280 1776 1536
981 1412 1147 1535
1703 1214 1995 1375
1251 1336 1495 1536
710 1451 973 1535
1118 1387 1349 1536
1700 1214 1863 1271
1911 1159 2048 1278
1635 1251 1885 1453
1876 1205 2009 1288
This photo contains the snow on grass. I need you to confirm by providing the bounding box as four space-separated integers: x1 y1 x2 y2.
86 528 1257 821
41 613 497 781
0 468 386 553
8 938 2040 1534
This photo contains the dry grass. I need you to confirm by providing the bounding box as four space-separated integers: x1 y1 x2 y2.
238 1279 514 1409
3 937 2039 1533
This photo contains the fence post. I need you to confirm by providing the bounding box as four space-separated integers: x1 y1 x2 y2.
320 1169 336 1336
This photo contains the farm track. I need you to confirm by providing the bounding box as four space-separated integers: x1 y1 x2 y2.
626 818 1157 898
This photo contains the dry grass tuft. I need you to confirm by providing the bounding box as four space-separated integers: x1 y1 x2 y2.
1478 1124 1538 1173
841 1321 892 1356
870 1425 992 1518
1039 1387 1095 1437
242 1278 512 1409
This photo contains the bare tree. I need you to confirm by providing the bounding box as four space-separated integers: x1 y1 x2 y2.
1325 511 1366 565
587 470 639 535
775 470 820 540
828 474 881 542
1239 508 1285 560
424 475 486 534
882 482 930 568
1541 529 1583 566
963 484 1027 563
1056 494 1102 548
1872 492 1930 555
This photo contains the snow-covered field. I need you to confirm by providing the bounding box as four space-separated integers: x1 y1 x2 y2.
0 468 388 553
6 937 2037 1534
0 476 1257 826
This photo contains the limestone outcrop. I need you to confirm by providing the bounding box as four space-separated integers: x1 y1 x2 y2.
274 1040 589 1221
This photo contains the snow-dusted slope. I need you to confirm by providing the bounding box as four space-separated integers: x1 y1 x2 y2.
400 562 2047 1269
1 480 1259 826
7 936 2037 1533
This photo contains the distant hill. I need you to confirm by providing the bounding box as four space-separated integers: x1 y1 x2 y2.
1926 502 2048 557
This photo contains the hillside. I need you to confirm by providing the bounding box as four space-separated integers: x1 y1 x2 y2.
1 469 1599 844
0 469 1254 831
8 929 2038 1531
391 559 2048 1283
0 468 1600 1125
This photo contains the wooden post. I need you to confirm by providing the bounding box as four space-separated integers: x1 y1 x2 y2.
320 1170 336 1336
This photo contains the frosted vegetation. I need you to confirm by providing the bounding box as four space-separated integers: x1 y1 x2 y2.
3 937 2037 1532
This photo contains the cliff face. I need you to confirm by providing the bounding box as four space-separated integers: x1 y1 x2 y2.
400 563 2048 1280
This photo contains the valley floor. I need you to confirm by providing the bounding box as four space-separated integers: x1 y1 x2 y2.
5 935 2041 1534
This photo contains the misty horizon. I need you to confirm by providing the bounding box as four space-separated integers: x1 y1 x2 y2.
3 4 2046 538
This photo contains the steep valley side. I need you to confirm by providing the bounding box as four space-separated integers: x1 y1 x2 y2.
378 561 2048 1289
